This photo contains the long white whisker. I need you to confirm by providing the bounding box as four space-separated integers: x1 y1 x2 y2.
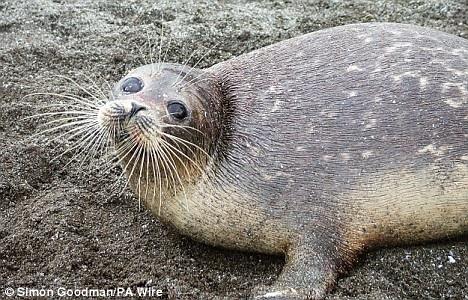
158 141 189 210
48 121 99 146
147 140 162 215
24 92 101 109
54 75 104 104
174 42 220 87
157 11 165 73
26 110 98 120
56 125 101 166
32 119 97 138
160 131 209 157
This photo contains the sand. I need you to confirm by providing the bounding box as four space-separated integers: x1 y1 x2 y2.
0 0 466 299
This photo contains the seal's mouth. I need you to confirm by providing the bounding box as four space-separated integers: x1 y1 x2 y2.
97 100 160 146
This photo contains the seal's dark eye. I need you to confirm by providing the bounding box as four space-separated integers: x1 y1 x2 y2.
121 77 143 93
167 101 188 120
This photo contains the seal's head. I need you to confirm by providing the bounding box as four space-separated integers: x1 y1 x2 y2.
97 63 224 204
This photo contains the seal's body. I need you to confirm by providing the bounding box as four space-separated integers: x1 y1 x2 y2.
96 23 467 299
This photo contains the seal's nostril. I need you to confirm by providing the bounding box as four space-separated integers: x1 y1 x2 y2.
129 102 147 118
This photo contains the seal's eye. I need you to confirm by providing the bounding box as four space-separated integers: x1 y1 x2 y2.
167 101 188 120
121 77 144 93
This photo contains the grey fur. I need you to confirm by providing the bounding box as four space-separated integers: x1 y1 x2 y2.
106 23 467 299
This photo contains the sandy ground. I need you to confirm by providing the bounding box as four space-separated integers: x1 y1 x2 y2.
0 0 467 299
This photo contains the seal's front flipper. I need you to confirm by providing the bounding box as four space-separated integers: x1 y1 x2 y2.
251 238 344 300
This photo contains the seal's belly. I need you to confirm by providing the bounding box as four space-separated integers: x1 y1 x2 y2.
344 163 468 248
141 182 291 254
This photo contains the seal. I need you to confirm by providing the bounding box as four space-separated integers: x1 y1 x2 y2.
88 23 467 299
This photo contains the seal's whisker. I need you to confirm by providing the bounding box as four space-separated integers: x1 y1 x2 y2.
172 46 202 87
144 139 151 202
26 110 98 121
140 26 153 73
159 147 171 193
37 117 96 134
158 138 193 180
147 112 205 136
102 122 117 158
93 124 111 160
47 121 99 146
160 133 201 162
121 138 145 200
147 141 163 215
104 81 115 102
138 138 154 209
71 127 105 170
179 76 214 90
162 137 216 199
105 137 140 190
156 12 165 74
98 125 138 185
76 126 109 171
136 150 143 209
39 115 96 128
23 92 100 109
153 140 176 194
158 138 201 199
161 29 173 67
34 115 96 130
57 124 102 166
158 137 206 177
159 123 205 136
78 72 110 101
177 71 209 89
117 145 142 195
55 75 104 104
137 44 149 68
145 141 167 215
148 27 157 76
174 42 220 87
158 141 189 210
59 92 102 104
52 120 98 142
32 119 97 138
30 108 97 119
34 118 97 140
114 136 138 158
147 141 170 194
92 127 113 166
27 92 101 110
154 141 178 201
136 139 150 210
54 131 99 169
59 92 103 106
160 131 209 157
114 131 145 195
100 125 143 191
114 132 140 162
35 103 99 113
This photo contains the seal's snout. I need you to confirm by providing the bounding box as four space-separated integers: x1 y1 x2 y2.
97 99 160 145
98 100 148 126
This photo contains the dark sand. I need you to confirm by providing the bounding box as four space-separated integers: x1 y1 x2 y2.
0 0 467 299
